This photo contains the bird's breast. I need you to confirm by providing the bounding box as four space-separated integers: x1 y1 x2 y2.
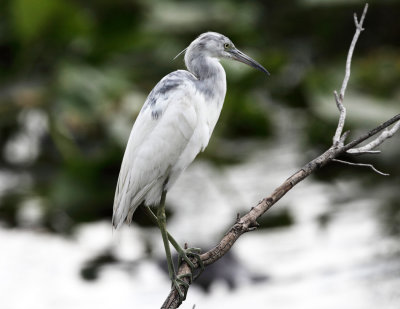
202 82 226 139
194 89 226 150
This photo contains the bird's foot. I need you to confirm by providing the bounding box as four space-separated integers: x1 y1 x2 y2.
177 246 204 280
171 273 191 301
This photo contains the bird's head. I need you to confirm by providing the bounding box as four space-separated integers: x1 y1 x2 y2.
182 32 269 76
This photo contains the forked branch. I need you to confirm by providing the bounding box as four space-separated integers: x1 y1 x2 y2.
333 3 368 145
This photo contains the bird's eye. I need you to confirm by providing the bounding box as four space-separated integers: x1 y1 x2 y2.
224 43 230 49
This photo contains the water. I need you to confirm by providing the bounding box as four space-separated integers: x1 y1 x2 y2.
1 136 399 308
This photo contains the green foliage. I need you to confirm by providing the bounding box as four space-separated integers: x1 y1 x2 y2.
355 50 400 98
1 0 400 232
10 0 92 43
221 92 272 139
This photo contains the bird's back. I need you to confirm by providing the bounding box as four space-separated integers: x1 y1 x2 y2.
112 70 214 228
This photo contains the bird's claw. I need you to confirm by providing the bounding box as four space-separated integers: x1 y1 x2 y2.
172 274 190 301
177 247 204 280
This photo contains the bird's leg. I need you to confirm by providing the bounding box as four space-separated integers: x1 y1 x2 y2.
156 192 189 300
142 205 204 279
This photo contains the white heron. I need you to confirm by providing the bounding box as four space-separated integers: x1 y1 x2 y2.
112 32 269 299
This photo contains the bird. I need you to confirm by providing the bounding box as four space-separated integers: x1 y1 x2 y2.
112 31 269 299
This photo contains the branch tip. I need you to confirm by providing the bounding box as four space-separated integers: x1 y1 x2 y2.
339 130 350 146
333 159 389 176
353 13 359 26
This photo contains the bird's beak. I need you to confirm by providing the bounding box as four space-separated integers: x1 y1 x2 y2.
228 48 270 76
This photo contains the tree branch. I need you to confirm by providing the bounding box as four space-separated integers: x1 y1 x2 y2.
161 113 400 308
332 158 389 176
161 3 399 308
347 120 400 154
333 3 368 145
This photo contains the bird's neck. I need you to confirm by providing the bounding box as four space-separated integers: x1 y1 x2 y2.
186 55 227 105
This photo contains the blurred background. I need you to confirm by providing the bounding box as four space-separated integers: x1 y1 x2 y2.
0 0 399 308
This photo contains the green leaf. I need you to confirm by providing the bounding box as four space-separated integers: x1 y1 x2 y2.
10 0 92 43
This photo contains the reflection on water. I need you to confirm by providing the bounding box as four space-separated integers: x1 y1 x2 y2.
1 133 399 308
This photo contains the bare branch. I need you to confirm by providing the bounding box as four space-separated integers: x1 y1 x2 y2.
333 90 347 145
161 113 400 309
332 3 369 145
339 130 350 145
355 3 368 30
343 114 400 152
332 158 389 176
351 150 381 155
340 3 368 99
348 120 400 154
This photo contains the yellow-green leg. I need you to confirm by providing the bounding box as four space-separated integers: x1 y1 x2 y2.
141 197 204 299
156 191 193 300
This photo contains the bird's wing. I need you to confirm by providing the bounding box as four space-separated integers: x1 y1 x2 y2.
112 70 199 228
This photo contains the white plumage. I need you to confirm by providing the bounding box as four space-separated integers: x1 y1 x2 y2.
113 67 225 228
111 31 268 298
112 32 269 228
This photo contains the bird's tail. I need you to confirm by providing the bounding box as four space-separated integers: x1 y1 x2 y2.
112 172 131 229
112 179 156 229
